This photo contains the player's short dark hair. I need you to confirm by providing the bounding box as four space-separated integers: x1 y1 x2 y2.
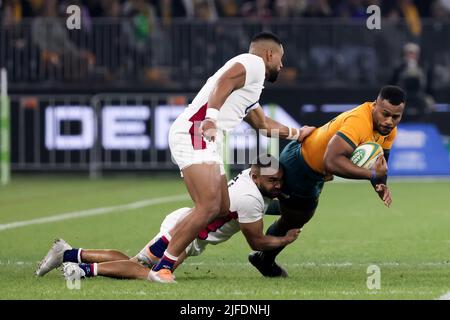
250 154 283 174
251 32 282 46
378 85 406 106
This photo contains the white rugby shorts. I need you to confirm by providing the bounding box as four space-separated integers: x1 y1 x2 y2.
169 114 225 175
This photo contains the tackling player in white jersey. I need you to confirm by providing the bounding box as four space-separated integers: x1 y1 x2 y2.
35 156 301 281
150 31 314 282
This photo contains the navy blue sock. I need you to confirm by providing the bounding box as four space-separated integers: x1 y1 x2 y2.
152 254 176 272
63 248 80 263
78 263 96 277
148 236 169 259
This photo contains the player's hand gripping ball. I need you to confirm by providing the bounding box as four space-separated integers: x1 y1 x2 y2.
350 142 384 170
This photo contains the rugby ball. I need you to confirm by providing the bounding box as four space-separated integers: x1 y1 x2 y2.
350 142 384 169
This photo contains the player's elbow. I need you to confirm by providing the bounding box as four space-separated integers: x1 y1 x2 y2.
323 153 337 174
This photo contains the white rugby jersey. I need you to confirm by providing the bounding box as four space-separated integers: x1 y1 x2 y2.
196 169 270 245
180 53 266 132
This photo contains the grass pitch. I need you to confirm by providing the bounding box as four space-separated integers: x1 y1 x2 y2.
0 174 449 300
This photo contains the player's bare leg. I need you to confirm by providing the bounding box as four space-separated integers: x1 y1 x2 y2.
36 239 131 277
67 249 190 281
80 249 130 263
62 259 150 280
95 260 150 279
149 163 227 283
142 177 227 271
218 174 231 218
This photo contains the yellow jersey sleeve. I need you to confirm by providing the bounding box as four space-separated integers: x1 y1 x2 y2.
336 114 372 149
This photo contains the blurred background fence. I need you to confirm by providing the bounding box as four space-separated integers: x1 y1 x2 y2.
2 18 450 90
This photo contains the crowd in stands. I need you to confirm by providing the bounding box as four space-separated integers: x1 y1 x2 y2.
2 0 450 21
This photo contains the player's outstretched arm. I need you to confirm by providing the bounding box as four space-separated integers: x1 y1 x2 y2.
244 106 315 142
324 134 387 180
239 219 300 251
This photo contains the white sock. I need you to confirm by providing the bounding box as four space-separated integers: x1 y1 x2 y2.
77 248 83 263
163 232 172 242
163 251 179 261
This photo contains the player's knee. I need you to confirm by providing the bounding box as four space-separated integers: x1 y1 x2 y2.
218 203 229 217
108 250 129 259
206 202 221 218
197 199 221 219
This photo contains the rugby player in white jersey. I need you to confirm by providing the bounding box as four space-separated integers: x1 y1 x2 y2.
35 156 301 281
146 31 314 282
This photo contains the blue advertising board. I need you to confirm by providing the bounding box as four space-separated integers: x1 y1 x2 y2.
389 124 450 176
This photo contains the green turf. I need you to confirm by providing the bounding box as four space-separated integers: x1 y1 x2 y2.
0 176 449 299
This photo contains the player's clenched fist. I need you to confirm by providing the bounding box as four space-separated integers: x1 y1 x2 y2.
373 155 388 178
285 228 302 244
200 118 217 142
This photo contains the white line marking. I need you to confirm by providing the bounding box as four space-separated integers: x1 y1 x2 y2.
0 261 34 265
0 194 189 231
105 289 435 297
1 260 447 268
318 240 450 244
437 291 450 300
183 261 449 268
332 177 450 183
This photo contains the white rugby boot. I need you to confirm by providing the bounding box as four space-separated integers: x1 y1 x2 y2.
35 239 72 276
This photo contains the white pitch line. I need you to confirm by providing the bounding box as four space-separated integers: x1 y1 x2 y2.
331 177 450 183
105 289 435 297
183 261 450 267
2 260 448 268
0 194 190 231
437 291 450 300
